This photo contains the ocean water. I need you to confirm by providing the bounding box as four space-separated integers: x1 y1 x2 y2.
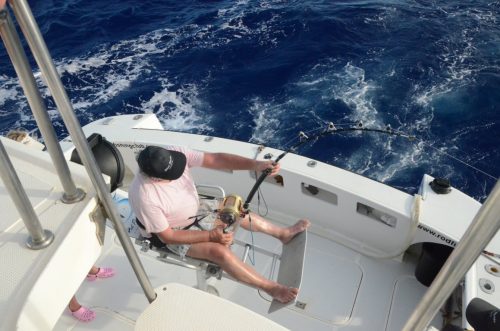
0 0 498 202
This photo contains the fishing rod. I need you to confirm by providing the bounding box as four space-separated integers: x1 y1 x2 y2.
217 121 413 232
220 121 410 231
242 121 415 212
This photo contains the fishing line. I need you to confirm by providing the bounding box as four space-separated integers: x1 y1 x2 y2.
417 141 497 181
275 120 496 182
256 186 269 217
246 170 269 266
247 214 256 266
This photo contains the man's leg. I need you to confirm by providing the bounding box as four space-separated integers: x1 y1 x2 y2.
187 242 298 303
239 213 310 244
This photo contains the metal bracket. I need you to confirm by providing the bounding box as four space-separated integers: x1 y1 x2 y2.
206 264 223 280
0 8 7 23
90 203 107 246
295 301 307 309
139 240 151 252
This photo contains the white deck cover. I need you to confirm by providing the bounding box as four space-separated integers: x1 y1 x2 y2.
135 283 288 331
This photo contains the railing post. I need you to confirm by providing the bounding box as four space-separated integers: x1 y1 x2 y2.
0 139 54 249
7 0 157 303
0 7 85 204
402 179 500 331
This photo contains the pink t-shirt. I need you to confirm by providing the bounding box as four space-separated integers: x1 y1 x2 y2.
128 146 204 236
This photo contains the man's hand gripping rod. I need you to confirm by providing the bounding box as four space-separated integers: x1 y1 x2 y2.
242 128 318 214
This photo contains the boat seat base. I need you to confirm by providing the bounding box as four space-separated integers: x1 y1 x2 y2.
134 235 223 291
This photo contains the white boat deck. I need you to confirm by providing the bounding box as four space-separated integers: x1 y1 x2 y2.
53 216 437 331
5 113 495 330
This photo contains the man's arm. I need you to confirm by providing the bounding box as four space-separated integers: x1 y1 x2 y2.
202 152 280 176
1 0 6 10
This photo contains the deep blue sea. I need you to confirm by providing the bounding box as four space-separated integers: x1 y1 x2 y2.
1 0 499 202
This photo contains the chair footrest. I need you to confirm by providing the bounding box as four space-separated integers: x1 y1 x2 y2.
269 230 308 313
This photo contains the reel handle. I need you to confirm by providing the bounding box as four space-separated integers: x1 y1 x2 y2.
223 224 233 234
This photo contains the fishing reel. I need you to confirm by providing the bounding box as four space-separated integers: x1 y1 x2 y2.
218 194 244 232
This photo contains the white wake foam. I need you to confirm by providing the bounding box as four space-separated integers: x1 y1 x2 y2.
141 78 212 133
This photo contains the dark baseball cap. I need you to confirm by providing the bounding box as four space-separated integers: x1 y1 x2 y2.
137 146 187 180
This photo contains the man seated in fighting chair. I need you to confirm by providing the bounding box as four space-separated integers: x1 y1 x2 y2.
128 145 310 304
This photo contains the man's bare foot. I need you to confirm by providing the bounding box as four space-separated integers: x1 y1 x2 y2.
266 284 299 303
281 219 311 244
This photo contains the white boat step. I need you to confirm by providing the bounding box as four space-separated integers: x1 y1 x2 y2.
135 283 288 331
0 137 104 330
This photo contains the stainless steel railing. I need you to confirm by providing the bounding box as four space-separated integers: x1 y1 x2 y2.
0 139 55 249
0 7 85 204
0 0 156 303
0 4 57 250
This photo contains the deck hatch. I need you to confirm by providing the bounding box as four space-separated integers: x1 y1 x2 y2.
300 183 338 205
357 202 397 227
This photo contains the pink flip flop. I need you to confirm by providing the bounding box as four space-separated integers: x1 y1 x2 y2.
70 306 95 322
86 267 115 281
